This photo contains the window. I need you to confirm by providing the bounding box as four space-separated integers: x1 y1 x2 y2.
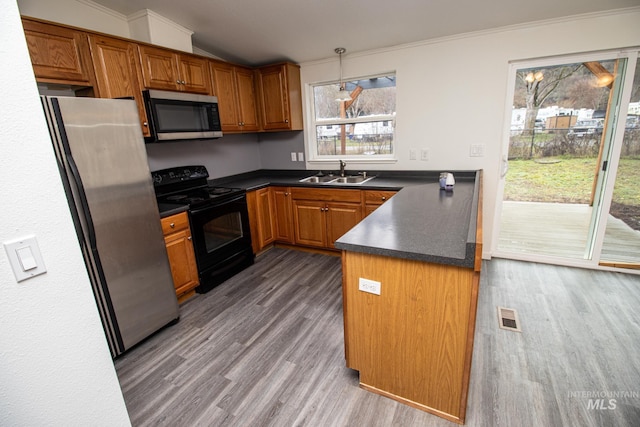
309 74 396 160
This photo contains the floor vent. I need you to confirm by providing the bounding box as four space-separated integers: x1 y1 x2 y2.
497 306 521 332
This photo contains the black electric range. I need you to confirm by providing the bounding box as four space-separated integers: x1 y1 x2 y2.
152 166 254 293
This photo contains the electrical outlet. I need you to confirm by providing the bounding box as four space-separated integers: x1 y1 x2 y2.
470 144 485 157
358 278 381 295
409 149 417 160
290 152 297 161
297 152 304 162
420 148 429 161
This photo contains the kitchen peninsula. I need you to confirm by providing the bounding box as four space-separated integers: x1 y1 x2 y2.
179 168 483 424
336 171 482 424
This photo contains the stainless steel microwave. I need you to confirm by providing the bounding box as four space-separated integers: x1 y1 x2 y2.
142 89 223 142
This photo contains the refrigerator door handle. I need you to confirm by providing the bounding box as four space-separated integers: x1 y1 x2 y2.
66 154 98 249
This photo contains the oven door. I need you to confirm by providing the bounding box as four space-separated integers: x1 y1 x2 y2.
188 194 253 292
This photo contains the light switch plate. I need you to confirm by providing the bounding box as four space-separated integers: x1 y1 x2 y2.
290 152 297 161
359 277 381 295
4 235 47 282
297 152 304 161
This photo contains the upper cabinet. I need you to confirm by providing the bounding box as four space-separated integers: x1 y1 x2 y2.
22 18 95 86
138 45 211 94
88 35 150 137
210 61 260 133
257 62 303 131
22 17 304 134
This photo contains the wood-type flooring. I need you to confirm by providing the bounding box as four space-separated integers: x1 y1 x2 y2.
114 248 640 426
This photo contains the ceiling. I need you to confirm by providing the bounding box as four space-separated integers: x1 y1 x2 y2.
92 0 639 65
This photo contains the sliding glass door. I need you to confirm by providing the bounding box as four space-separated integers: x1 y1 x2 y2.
494 49 639 270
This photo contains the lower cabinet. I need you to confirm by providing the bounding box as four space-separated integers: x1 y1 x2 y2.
271 187 294 243
363 190 397 216
161 212 199 301
247 187 276 253
291 188 363 250
247 187 391 253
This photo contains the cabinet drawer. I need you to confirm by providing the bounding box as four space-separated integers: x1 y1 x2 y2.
363 190 397 204
291 187 361 203
161 211 190 235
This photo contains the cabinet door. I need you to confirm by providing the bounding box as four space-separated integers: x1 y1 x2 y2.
293 200 326 248
257 62 303 131
272 187 293 243
247 188 276 253
326 202 362 248
88 35 150 137
235 67 260 131
164 229 199 297
178 54 211 94
138 45 180 91
22 19 94 85
210 61 242 131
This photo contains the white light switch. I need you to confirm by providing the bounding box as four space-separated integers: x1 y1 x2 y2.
290 152 297 161
297 152 304 161
16 246 37 271
4 235 47 282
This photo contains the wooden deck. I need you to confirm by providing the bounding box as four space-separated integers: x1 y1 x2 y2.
497 201 640 264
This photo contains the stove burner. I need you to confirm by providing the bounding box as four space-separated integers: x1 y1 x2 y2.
166 195 189 202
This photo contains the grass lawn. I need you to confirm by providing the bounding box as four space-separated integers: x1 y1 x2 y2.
504 157 640 229
504 157 640 204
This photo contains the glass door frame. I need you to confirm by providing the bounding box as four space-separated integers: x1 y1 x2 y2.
491 48 639 272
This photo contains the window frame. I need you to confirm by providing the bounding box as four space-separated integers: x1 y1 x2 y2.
305 72 398 164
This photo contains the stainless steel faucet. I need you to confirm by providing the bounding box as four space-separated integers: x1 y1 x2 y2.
339 160 346 177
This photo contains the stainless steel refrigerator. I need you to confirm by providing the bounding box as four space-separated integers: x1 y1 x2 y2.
41 96 179 358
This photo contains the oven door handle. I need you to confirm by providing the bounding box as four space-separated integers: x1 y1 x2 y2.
188 194 246 215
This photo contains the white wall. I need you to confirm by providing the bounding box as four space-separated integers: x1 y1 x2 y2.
0 1 131 425
300 9 640 256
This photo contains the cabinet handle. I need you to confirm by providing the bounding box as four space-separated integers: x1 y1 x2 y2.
187 236 192 241
176 80 181 85
285 192 289 196
381 196 386 201
170 223 175 228
181 80 186 85
284 119 289 123
143 122 148 127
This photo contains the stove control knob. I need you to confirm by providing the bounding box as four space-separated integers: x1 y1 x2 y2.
153 175 162 184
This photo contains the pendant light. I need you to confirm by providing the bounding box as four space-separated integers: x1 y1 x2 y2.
335 47 352 102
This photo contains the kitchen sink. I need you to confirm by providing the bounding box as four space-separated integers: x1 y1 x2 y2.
299 174 375 185
299 175 337 183
333 175 375 184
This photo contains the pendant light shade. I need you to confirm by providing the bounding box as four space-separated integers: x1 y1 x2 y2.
335 47 351 102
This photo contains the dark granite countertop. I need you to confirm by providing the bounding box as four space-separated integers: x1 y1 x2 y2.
158 202 189 218
210 169 481 268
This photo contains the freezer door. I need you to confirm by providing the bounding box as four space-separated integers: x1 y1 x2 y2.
53 97 179 354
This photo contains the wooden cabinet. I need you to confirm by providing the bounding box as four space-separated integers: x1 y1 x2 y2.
161 212 199 301
210 61 260 132
138 45 211 94
291 188 362 250
257 62 303 131
271 187 294 243
22 18 95 86
247 188 276 253
342 252 480 424
363 190 397 217
88 35 150 137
